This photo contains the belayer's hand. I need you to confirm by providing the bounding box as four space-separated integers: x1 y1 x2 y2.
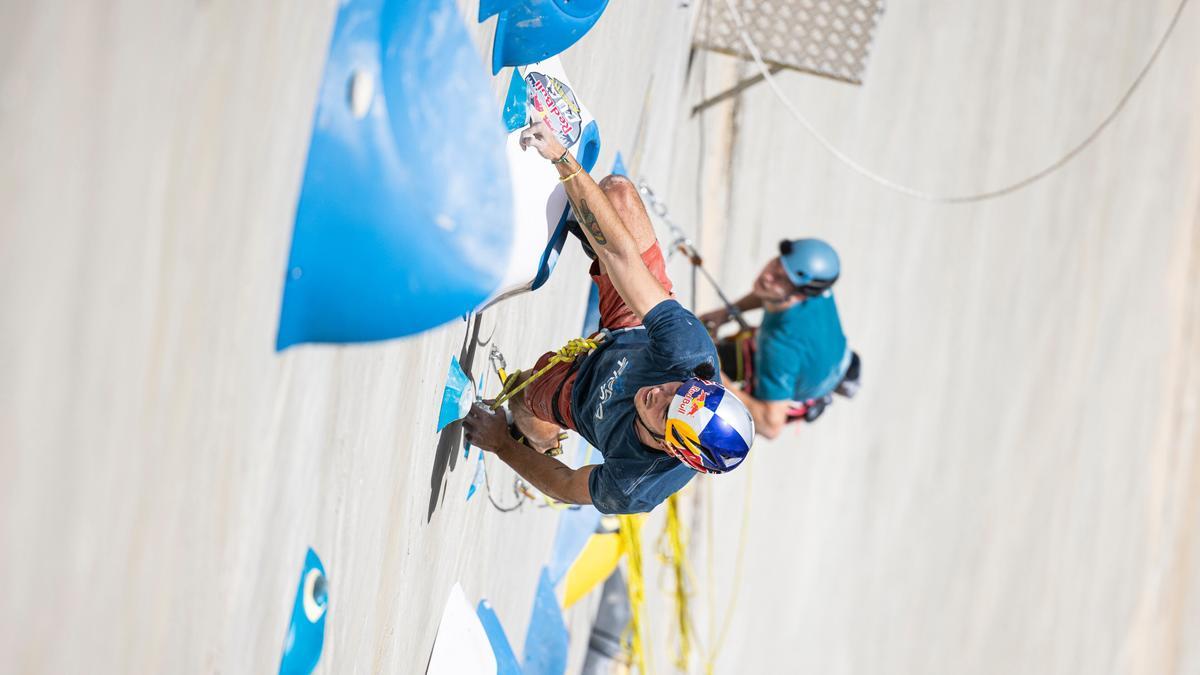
698 308 728 335
520 118 567 162
462 402 512 454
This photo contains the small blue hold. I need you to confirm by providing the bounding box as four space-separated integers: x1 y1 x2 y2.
611 151 627 177
279 548 328 675
502 68 529 132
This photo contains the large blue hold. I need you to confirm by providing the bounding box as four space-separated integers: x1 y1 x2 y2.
480 0 611 74
277 0 513 349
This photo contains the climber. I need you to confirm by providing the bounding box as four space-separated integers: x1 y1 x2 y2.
698 239 861 439
461 120 755 515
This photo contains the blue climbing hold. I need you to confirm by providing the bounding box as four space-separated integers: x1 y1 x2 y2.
522 567 569 675
279 548 328 675
611 151 627 178
476 600 523 675
482 0 612 75
502 68 529 132
546 505 602 586
276 0 513 349
437 356 475 432
529 118 601 293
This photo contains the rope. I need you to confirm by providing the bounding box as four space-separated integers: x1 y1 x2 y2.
708 455 753 664
719 0 1193 203
637 181 750 330
618 514 651 674
488 336 602 410
479 347 528 512
695 455 754 674
657 494 693 671
481 458 526 512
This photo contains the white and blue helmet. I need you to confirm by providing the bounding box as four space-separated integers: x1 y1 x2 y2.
664 378 755 474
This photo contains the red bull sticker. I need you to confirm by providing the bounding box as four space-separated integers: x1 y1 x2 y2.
676 386 706 417
526 71 583 149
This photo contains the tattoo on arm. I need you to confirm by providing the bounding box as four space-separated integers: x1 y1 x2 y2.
578 199 607 245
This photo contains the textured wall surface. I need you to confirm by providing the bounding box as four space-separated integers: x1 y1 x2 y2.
1 0 1197 673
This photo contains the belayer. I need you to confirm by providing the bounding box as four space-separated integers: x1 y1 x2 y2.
698 239 862 439
462 120 755 515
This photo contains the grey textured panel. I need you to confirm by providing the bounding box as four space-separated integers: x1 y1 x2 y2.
694 0 887 84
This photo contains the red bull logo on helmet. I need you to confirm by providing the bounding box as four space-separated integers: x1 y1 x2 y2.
676 385 707 417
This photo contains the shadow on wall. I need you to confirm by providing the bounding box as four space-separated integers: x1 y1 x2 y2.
427 314 486 521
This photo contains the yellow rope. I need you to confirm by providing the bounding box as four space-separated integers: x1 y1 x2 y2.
489 336 602 410
618 514 651 674
691 455 753 674
657 494 692 671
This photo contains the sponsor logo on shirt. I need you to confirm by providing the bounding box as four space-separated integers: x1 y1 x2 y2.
594 357 629 421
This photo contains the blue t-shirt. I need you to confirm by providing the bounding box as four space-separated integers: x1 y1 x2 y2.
754 292 850 402
572 300 719 514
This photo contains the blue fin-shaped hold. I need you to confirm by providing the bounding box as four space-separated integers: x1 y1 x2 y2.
476 600 523 675
522 567 569 675
437 356 475 432
502 68 529 132
276 0 513 349
478 0 520 22
611 151 627 177
529 119 600 292
487 0 612 74
467 449 485 500
279 548 328 675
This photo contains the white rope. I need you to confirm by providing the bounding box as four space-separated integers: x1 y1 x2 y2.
719 0 1192 204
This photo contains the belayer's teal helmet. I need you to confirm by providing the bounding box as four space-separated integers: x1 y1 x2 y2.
779 238 840 296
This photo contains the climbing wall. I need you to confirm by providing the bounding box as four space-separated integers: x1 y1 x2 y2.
1 0 1199 674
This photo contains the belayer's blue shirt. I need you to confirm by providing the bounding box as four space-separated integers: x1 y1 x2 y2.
572 300 719 514
754 291 850 402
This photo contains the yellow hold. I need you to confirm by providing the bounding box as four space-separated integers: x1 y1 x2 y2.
563 532 623 609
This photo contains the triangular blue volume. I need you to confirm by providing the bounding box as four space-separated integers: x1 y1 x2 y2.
437 356 474 432
502 68 529 132
611 151 627 177
277 0 513 349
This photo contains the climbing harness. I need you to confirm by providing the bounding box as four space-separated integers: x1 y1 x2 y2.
488 335 605 410
487 335 604 457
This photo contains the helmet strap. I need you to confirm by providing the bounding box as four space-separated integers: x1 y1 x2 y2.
635 410 668 449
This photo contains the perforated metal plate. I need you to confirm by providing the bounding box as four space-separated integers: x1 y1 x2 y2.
694 0 887 85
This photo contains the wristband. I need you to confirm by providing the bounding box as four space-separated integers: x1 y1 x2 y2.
551 149 570 165
559 167 584 183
